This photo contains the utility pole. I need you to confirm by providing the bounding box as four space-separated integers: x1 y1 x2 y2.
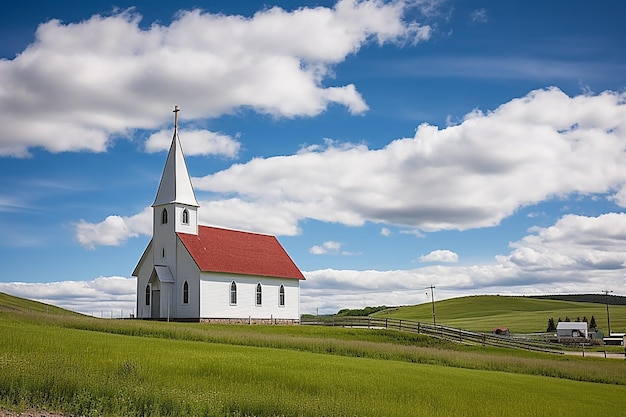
603 290 613 336
426 285 436 326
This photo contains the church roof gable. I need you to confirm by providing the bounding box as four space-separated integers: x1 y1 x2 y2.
177 225 305 280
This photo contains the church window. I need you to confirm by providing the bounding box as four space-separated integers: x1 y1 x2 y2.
279 284 285 307
256 282 262 306
182 209 189 225
230 281 237 305
161 208 168 224
162 247 166 258
183 281 189 304
145 285 150 306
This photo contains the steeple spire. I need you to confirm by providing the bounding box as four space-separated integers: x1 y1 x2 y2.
152 106 200 208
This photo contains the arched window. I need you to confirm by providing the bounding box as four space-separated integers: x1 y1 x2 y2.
279 284 285 307
161 247 166 258
256 282 262 306
161 208 168 224
230 281 237 305
182 209 189 225
183 281 189 304
145 285 150 306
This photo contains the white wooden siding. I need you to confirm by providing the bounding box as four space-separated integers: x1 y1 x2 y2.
200 273 300 320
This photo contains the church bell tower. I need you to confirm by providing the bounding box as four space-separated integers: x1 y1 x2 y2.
151 106 200 272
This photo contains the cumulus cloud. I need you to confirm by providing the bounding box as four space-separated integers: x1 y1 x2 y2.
145 129 240 157
194 88 626 232
75 207 152 249
0 0 432 157
301 212 626 314
79 88 626 248
499 213 626 272
310 241 343 255
419 249 458 263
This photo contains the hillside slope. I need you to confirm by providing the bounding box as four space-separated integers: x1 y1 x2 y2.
373 295 626 333
0 292 77 316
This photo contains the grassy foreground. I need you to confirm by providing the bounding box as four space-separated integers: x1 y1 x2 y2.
1 296 625 416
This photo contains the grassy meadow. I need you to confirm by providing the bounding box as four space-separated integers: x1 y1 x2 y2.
374 295 626 334
1 293 625 416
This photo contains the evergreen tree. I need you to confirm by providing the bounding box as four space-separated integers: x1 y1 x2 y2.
590 315 597 330
546 317 556 332
565 316 571 322
583 316 588 324
576 316 581 322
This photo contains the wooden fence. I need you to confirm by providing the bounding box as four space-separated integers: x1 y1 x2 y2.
301 316 564 354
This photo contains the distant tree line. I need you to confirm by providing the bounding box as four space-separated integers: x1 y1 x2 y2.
531 294 626 305
336 306 388 316
546 315 597 332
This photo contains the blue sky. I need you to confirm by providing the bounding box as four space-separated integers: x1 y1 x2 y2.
1 0 626 316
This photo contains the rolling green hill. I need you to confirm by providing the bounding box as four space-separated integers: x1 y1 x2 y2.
0 292 78 316
373 295 626 334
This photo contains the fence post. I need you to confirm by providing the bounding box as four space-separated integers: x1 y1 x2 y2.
399 320 402 331
385 318 388 329
417 322 420 334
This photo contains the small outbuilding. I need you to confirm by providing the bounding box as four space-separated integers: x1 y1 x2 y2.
556 322 588 339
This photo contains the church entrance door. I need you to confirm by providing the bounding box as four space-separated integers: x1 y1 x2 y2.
151 289 160 318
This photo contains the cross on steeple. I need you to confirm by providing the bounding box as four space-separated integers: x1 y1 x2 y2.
173 105 180 131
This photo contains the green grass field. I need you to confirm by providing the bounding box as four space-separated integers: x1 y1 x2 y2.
373 295 626 334
1 293 625 416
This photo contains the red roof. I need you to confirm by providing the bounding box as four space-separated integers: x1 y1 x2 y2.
177 225 305 280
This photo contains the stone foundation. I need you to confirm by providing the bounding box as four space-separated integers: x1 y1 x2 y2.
200 317 300 325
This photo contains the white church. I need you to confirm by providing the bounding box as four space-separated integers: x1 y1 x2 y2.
133 107 305 323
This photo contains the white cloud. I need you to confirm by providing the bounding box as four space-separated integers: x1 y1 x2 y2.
380 227 392 236
301 212 626 314
74 198 303 249
310 240 343 255
400 229 426 237
419 249 458 263
499 213 626 272
75 207 152 249
194 88 626 232
145 129 240 158
0 276 137 317
0 0 432 157
11 213 626 316
469 8 488 24
80 88 626 248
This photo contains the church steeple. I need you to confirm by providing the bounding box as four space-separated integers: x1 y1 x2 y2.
152 105 199 208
